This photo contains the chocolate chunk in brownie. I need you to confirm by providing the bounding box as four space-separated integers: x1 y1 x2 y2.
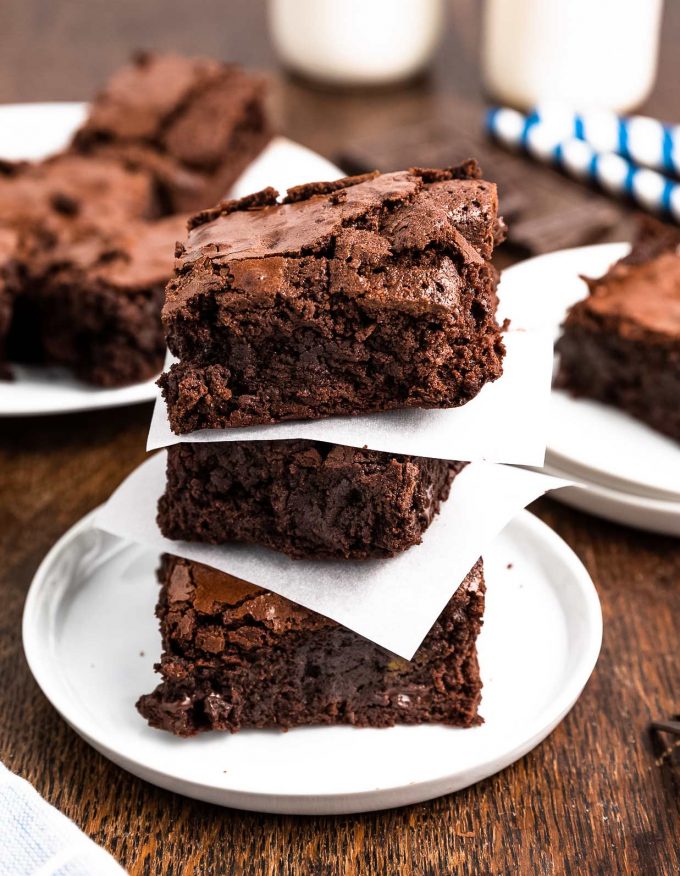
158 440 463 559
137 555 485 737
72 52 271 213
556 219 680 441
159 163 506 433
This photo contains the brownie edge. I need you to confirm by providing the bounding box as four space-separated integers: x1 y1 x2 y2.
158 163 506 432
556 218 680 441
157 441 464 560
136 555 485 737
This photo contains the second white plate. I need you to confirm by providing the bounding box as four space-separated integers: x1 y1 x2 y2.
23 509 601 815
539 462 680 537
500 243 680 500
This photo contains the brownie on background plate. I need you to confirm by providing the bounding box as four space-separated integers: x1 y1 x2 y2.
9 216 188 387
0 52 271 387
158 440 464 560
159 162 506 432
556 219 680 441
137 555 485 737
72 51 271 214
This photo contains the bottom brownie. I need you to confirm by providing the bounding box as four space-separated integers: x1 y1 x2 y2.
158 440 463 560
137 555 486 737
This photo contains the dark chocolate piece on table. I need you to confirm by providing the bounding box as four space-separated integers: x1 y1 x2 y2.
137 555 486 737
338 100 627 255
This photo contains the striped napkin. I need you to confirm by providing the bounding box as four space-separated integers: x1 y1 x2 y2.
0 763 126 876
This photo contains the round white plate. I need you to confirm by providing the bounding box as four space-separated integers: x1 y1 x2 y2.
0 103 342 418
539 462 680 538
23 509 602 815
500 244 680 501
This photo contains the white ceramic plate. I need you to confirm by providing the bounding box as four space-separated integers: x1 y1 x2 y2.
500 244 680 501
538 462 680 537
0 103 342 417
23 509 602 815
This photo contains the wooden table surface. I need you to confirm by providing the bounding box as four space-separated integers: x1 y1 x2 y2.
0 3 678 874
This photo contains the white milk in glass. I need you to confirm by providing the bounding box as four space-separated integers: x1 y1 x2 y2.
482 0 663 112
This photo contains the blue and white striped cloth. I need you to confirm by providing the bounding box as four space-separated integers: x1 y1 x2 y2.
0 762 125 876
487 105 680 223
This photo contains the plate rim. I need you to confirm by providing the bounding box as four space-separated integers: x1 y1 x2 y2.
22 506 602 814
538 462 680 537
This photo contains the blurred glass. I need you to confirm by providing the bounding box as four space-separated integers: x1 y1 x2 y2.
268 0 445 87
482 0 664 112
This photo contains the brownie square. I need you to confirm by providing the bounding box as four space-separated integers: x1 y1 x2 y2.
159 163 506 433
556 219 680 441
137 555 485 737
9 216 187 386
0 52 272 386
0 154 169 385
158 440 463 560
72 51 271 213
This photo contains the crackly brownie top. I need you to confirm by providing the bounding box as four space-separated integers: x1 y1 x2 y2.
0 152 157 242
185 163 497 257
165 163 501 317
45 214 188 290
163 555 483 643
576 219 680 340
74 51 267 171
164 556 332 636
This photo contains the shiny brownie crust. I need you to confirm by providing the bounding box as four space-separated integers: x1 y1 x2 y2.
136 555 486 736
159 163 506 432
158 440 464 560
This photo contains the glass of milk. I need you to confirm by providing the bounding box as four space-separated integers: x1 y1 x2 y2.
482 0 664 112
268 0 445 87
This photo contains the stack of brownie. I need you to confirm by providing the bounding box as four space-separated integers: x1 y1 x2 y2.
0 52 270 386
138 161 508 737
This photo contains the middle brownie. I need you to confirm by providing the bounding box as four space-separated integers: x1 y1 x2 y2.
158 441 463 560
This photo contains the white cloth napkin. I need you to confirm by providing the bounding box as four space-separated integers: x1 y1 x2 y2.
0 763 126 876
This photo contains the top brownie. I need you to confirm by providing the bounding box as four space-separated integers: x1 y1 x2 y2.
72 52 271 214
159 162 506 433
556 218 680 440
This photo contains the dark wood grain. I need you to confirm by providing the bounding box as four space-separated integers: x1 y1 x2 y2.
0 3 678 874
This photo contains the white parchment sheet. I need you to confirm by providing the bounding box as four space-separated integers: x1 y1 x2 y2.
95 454 568 659
147 136 553 465
148 328 553 464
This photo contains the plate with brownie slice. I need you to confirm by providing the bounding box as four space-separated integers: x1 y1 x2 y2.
500 237 680 504
0 52 344 417
538 461 680 537
22 507 601 815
